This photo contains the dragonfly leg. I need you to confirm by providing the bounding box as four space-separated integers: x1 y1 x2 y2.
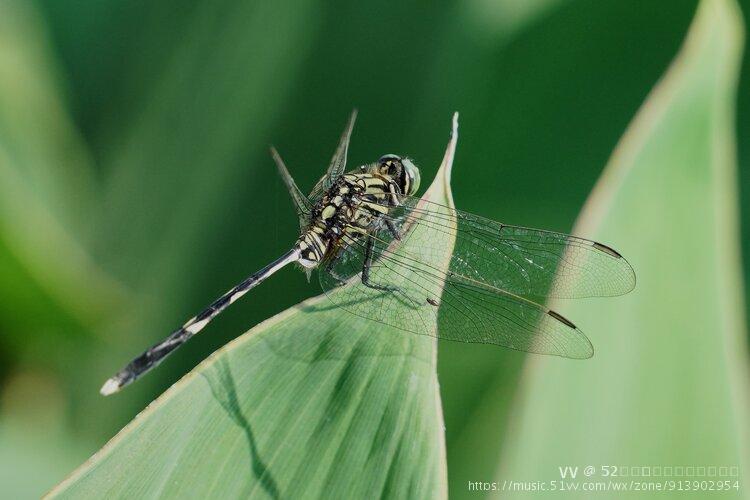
384 219 401 240
361 235 399 292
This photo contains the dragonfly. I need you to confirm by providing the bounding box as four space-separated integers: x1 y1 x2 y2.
100 111 635 396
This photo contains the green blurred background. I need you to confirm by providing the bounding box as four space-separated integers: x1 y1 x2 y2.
0 0 748 497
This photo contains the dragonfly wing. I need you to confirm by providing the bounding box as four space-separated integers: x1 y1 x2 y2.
309 110 357 202
389 197 636 300
437 277 592 358
270 146 312 231
319 225 593 358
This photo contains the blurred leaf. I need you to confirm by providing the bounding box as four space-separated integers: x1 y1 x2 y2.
0 372 91 498
49 116 460 499
0 418 90 499
0 0 124 326
495 0 749 497
96 1 322 285
465 0 568 44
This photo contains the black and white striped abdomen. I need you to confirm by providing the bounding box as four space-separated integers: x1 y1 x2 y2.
297 225 328 268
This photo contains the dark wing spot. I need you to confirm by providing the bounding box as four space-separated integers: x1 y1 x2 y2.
592 241 623 258
547 310 577 329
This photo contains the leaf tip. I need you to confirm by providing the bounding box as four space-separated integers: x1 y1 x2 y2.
424 113 459 206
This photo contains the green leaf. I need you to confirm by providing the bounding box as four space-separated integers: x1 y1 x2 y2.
494 0 749 496
48 115 460 499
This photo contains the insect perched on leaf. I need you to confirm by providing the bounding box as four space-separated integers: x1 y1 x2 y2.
100 111 635 396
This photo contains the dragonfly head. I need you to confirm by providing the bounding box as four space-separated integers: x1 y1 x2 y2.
377 154 420 195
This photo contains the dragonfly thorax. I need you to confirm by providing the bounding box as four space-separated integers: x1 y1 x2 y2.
296 155 419 269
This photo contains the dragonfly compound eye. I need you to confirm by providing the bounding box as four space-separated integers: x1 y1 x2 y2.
378 154 420 195
401 158 420 195
377 154 401 176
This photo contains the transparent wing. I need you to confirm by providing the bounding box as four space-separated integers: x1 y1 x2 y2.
308 110 357 202
388 196 636 300
318 197 634 356
319 226 593 358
